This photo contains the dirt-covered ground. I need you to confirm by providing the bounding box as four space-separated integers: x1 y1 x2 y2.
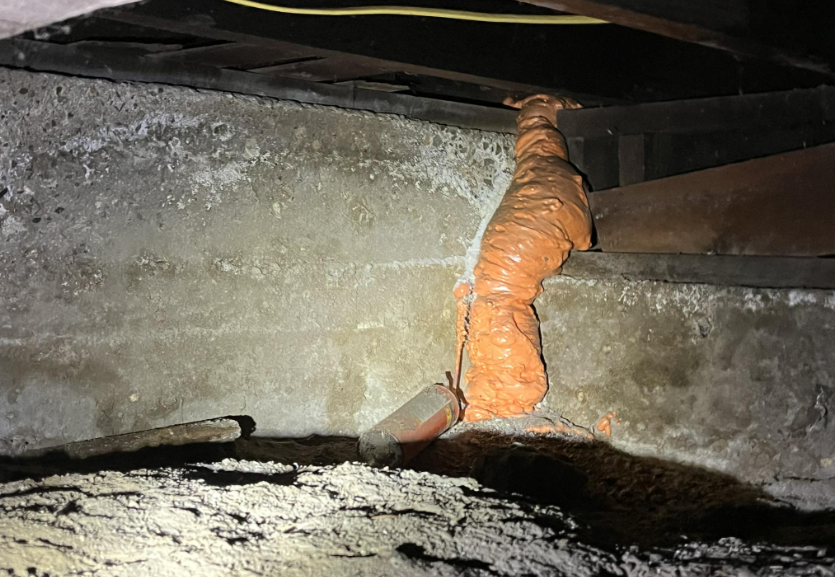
1 457 834 577
242 418 835 550
2 421 835 576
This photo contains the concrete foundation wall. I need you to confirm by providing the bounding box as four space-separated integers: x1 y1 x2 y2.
0 68 513 450
1 69 833 487
0 0 138 40
538 277 835 485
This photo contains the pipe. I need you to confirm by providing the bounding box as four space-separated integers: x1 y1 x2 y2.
458 94 593 421
359 384 460 467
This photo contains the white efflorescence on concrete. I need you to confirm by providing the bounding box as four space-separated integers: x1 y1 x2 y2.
0 69 511 452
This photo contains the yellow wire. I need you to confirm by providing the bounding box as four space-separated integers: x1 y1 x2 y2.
218 0 607 24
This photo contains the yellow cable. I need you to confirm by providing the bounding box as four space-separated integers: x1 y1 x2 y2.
218 0 607 24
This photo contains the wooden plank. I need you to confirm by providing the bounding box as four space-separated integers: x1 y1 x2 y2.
100 0 833 106
617 134 645 186
147 42 316 69
524 0 751 31
566 136 619 191
560 252 835 289
99 10 577 104
251 55 389 83
335 79 409 93
21 418 243 459
517 0 832 75
392 73 528 106
643 123 835 182
557 87 835 138
588 144 835 256
0 39 517 134
559 92 835 189
67 40 184 55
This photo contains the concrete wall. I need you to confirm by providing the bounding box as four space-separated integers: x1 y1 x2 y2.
1 69 833 489
0 68 513 450
0 0 137 40
538 277 835 486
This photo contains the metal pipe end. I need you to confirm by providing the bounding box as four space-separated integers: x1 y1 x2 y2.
358 428 403 467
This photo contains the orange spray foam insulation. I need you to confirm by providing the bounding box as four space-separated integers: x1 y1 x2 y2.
455 95 593 422
597 411 621 437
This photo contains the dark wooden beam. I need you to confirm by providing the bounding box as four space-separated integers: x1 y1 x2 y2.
146 42 316 69
391 73 528 106
251 55 391 83
0 38 517 133
566 136 619 191
561 252 835 289
94 0 832 105
617 134 645 186
21 418 244 459
96 9 574 104
641 124 835 182
557 87 835 138
588 144 835 256
517 0 833 76
559 88 835 190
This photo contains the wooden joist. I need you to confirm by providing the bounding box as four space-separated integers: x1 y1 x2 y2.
517 0 833 76
588 144 835 256
98 9 568 104
557 87 835 138
251 55 389 83
559 87 835 190
105 0 825 106
0 38 517 134
146 42 315 69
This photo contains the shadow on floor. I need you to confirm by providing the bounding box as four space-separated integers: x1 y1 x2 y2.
238 430 835 550
4 428 835 550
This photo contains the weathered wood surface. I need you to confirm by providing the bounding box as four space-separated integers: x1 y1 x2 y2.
557 86 835 138
0 39 518 134
22 418 243 459
559 88 835 190
587 144 835 256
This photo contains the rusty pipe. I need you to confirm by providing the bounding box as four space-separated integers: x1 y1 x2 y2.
358 384 460 467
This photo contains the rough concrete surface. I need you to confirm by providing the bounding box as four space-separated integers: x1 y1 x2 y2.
0 0 137 40
1 457 834 577
537 277 835 492
1 68 834 494
0 67 513 450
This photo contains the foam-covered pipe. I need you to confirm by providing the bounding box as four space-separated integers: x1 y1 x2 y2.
457 95 593 421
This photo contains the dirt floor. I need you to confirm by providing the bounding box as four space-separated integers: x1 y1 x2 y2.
2 420 834 576
242 418 835 550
